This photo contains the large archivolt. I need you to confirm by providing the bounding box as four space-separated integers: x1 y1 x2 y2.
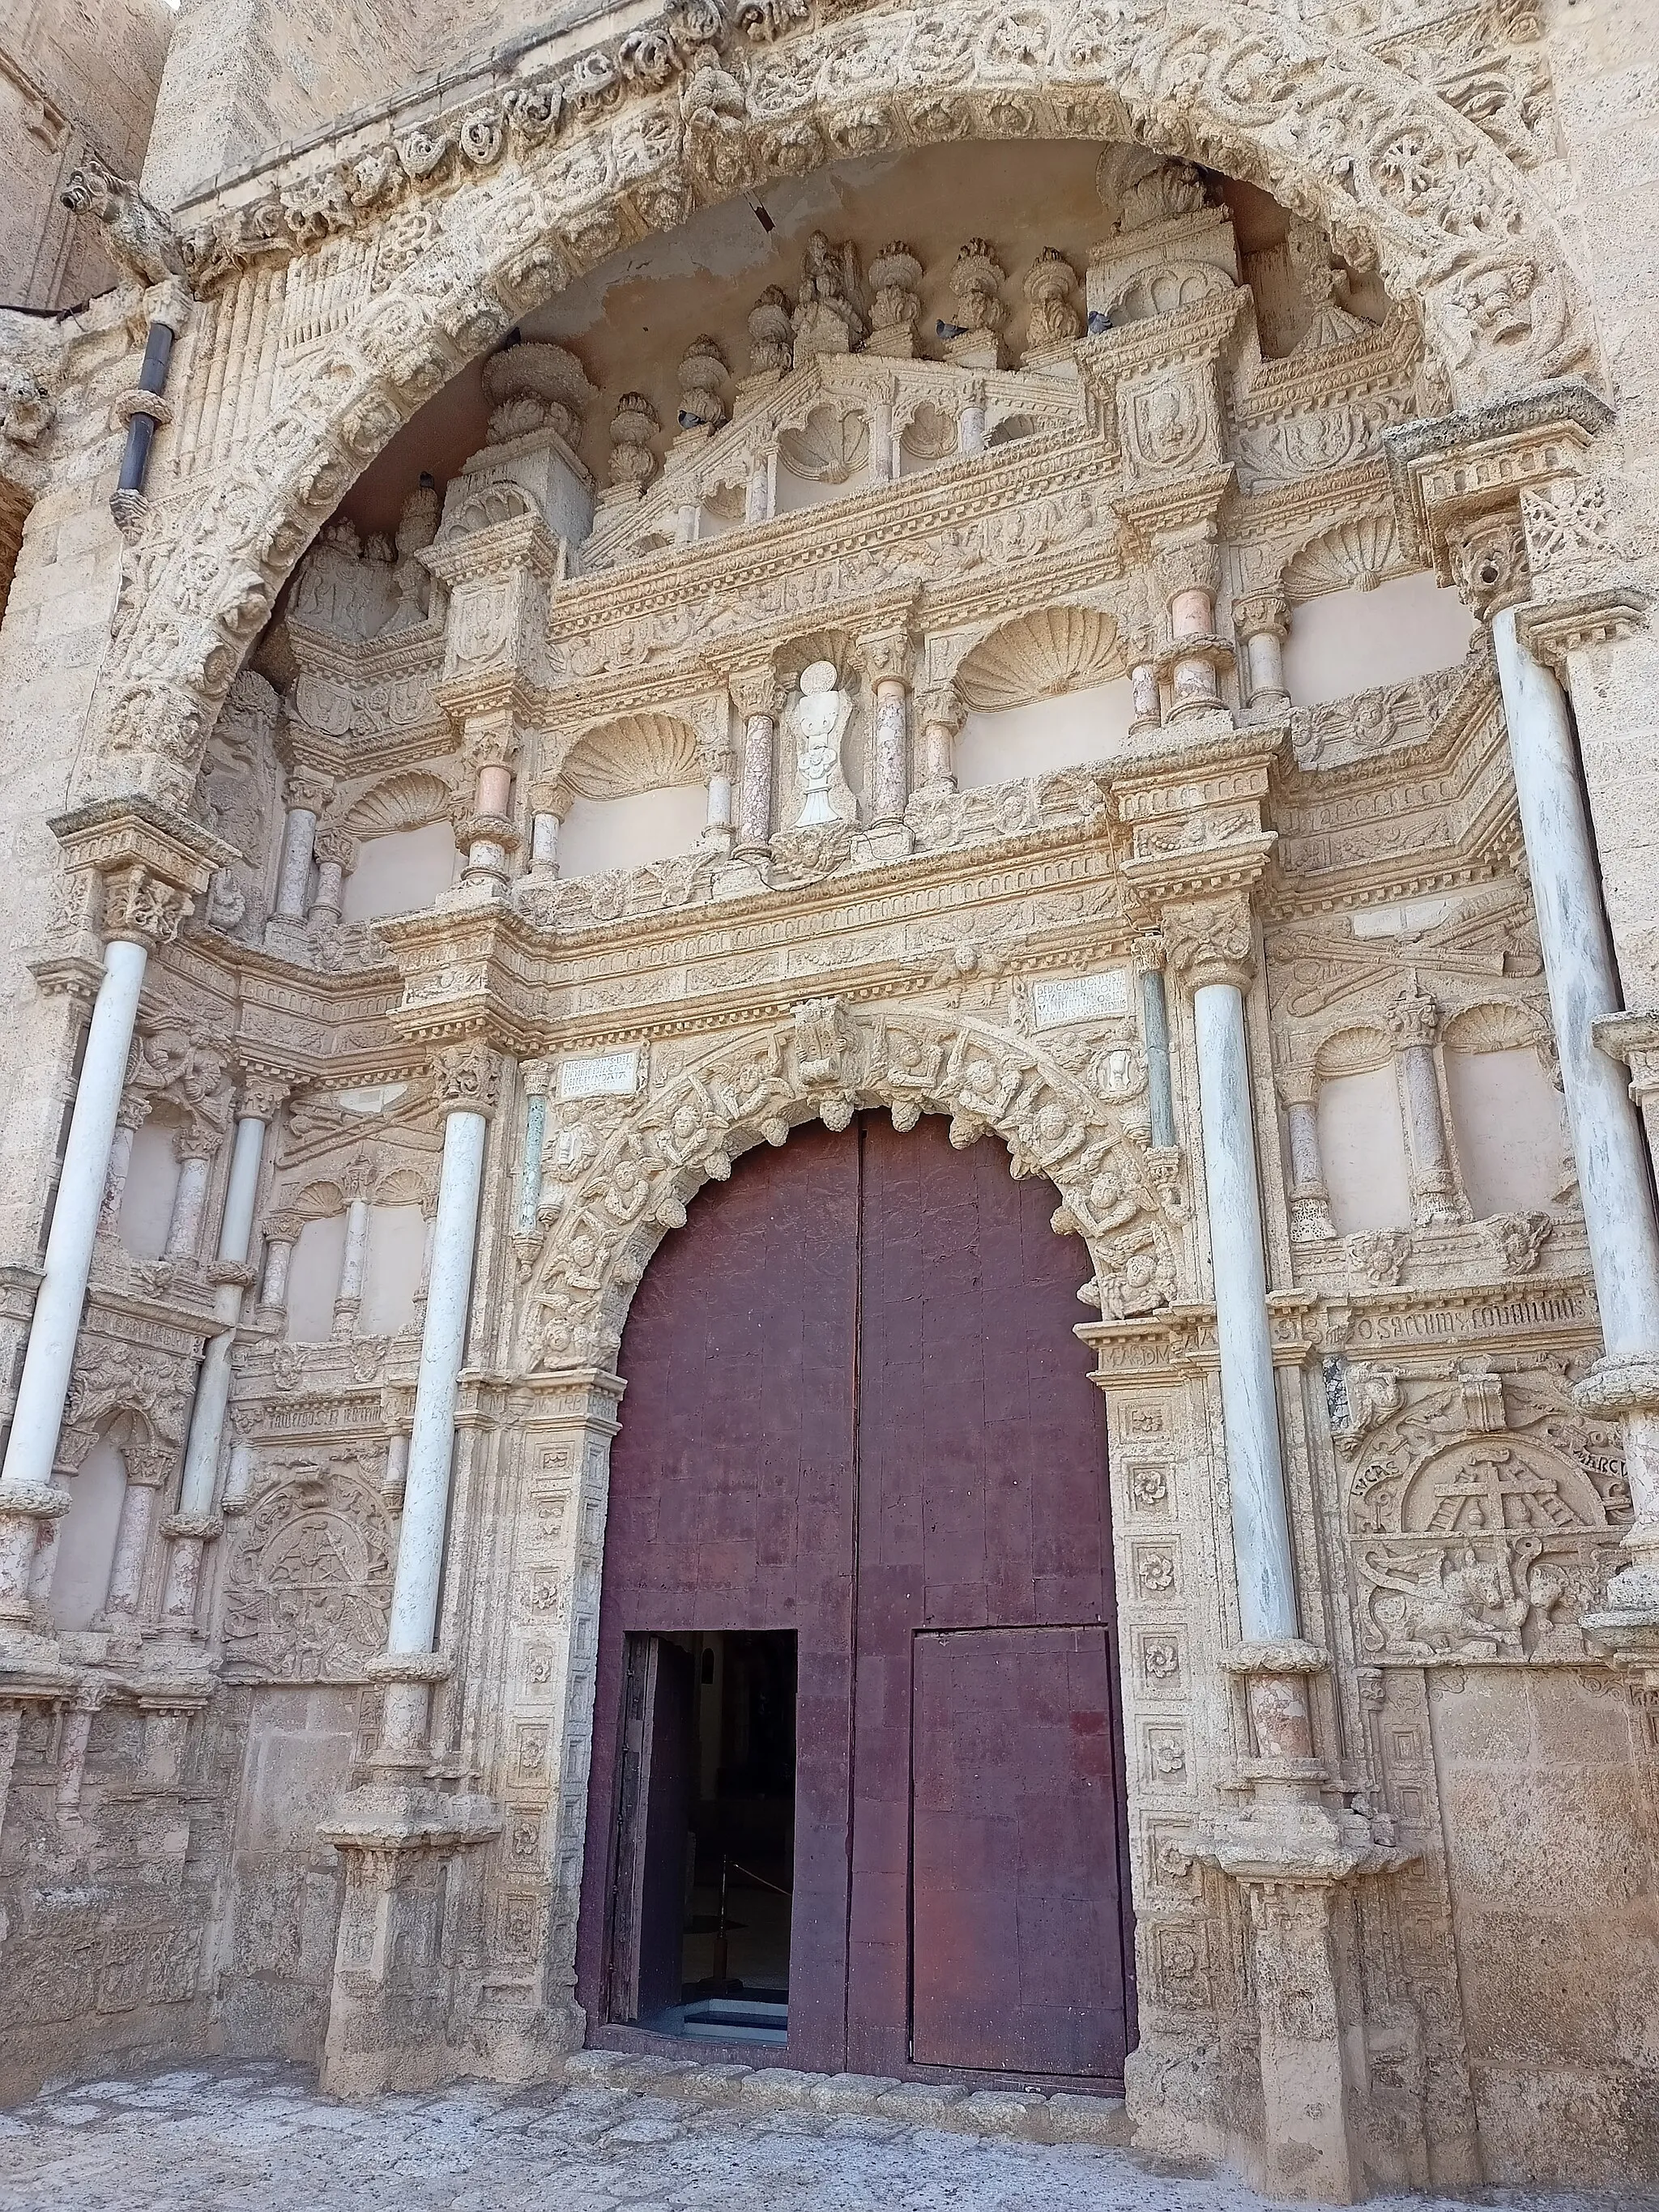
518 1000 1191 1376
97 0 1593 811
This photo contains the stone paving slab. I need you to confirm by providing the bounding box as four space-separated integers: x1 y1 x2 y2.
0 2061 1656 2212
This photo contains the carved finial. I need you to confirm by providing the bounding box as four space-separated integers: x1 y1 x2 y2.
480 339 593 447
864 243 923 360
942 240 1007 369
608 390 660 491
746 285 794 377
676 334 729 432
1021 248 1081 357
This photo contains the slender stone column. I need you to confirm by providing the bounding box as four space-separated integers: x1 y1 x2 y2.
859 630 913 833
1166 897 1299 1647
957 389 987 455
102 1443 172 1627
1158 539 1232 725
273 769 332 921
1 872 191 1528
332 1186 373 1339
1234 589 1291 714
257 1208 301 1323
731 667 778 859
1134 934 1177 1151
1387 977 1464 1228
916 684 964 797
164 1133 217 1259
744 450 773 525
308 825 356 925
527 778 572 878
99 1095 150 1234
700 715 736 857
516 1061 552 1237
373 1042 499 1770
458 714 520 889
1277 1066 1336 1244
1491 597 1659 1620
1128 640 1162 736
160 1077 284 1630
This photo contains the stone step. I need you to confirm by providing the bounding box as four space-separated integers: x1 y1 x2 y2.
563 2049 1130 2146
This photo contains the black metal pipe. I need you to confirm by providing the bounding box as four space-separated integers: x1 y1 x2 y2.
115 318 176 497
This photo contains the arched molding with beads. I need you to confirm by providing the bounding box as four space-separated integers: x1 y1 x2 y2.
518 997 1190 1381
95 0 1594 811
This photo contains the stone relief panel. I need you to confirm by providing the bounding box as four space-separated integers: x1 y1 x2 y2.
220 1458 394 1682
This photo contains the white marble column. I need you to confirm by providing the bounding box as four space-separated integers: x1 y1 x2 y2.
1277 1067 1335 1244
257 1208 301 1320
916 684 963 797
1134 934 1177 1152
1493 604 1659 1617
1388 978 1464 1229
1 921 164 1546
1234 589 1291 714
332 1189 372 1339
164 1134 217 1259
161 1080 284 1630
308 826 356 926
1171 903 1299 1646
373 1044 498 1770
527 778 572 879
99 1095 150 1234
273 770 331 922
957 390 987 455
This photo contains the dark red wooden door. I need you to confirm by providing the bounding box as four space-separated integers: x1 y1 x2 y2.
576 1113 1131 2082
911 1626 1129 2076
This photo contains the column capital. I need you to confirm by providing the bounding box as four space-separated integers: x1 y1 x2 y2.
728 662 782 721
431 1040 502 1119
1162 893 1257 995
461 707 521 774
312 825 359 870
262 1208 304 1245
49 798 232 952
1385 976 1441 1049
284 765 335 815
1383 377 1611 619
528 775 574 820
917 682 966 734
855 626 915 687
1232 587 1290 642
237 1068 291 1122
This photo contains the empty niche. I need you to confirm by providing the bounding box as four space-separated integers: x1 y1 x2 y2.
342 821 458 923
285 1212 348 1343
952 607 1133 788
343 774 458 923
557 711 708 878
359 1202 427 1336
1441 1004 1567 1218
49 1433 127 1630
1281 518 1473 707
117 1113 184 1263
774 404 869 513
1314 1028 1414 1234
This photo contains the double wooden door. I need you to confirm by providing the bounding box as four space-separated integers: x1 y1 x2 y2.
575 1112 1134 2083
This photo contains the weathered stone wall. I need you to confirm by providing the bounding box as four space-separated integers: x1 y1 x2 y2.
0 0 173 307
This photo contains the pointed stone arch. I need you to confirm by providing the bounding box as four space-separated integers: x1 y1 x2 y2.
96 0 1594 808
519 997 1188 1382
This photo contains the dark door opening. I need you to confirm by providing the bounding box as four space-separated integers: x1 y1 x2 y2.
607 1629 798 2047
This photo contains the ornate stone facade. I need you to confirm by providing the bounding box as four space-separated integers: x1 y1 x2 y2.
0 2 1657 2204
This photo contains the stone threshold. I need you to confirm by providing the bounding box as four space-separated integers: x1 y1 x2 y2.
564 2048 1131 2146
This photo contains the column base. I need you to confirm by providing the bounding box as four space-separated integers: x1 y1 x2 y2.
318 1783 503 2100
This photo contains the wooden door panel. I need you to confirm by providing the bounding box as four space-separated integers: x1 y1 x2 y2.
911 1626 1128 2079
576 1122 859 2069
847 1116 1126 2080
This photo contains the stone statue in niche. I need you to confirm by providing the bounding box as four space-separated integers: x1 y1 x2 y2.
789 662 856 828
793 233 866 365
865 243 923 359
383 478 440 632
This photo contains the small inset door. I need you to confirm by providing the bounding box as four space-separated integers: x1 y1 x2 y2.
910 1626 1131 2078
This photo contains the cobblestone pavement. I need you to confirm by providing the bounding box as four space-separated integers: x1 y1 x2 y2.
2 2062 1656 2212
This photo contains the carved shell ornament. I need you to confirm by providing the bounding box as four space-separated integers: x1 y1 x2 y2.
955 606 1123 713
561 711 705 798
1286 514 1401 598
777 403 870 484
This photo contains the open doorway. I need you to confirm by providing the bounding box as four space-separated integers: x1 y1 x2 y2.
606 1629 797 2046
